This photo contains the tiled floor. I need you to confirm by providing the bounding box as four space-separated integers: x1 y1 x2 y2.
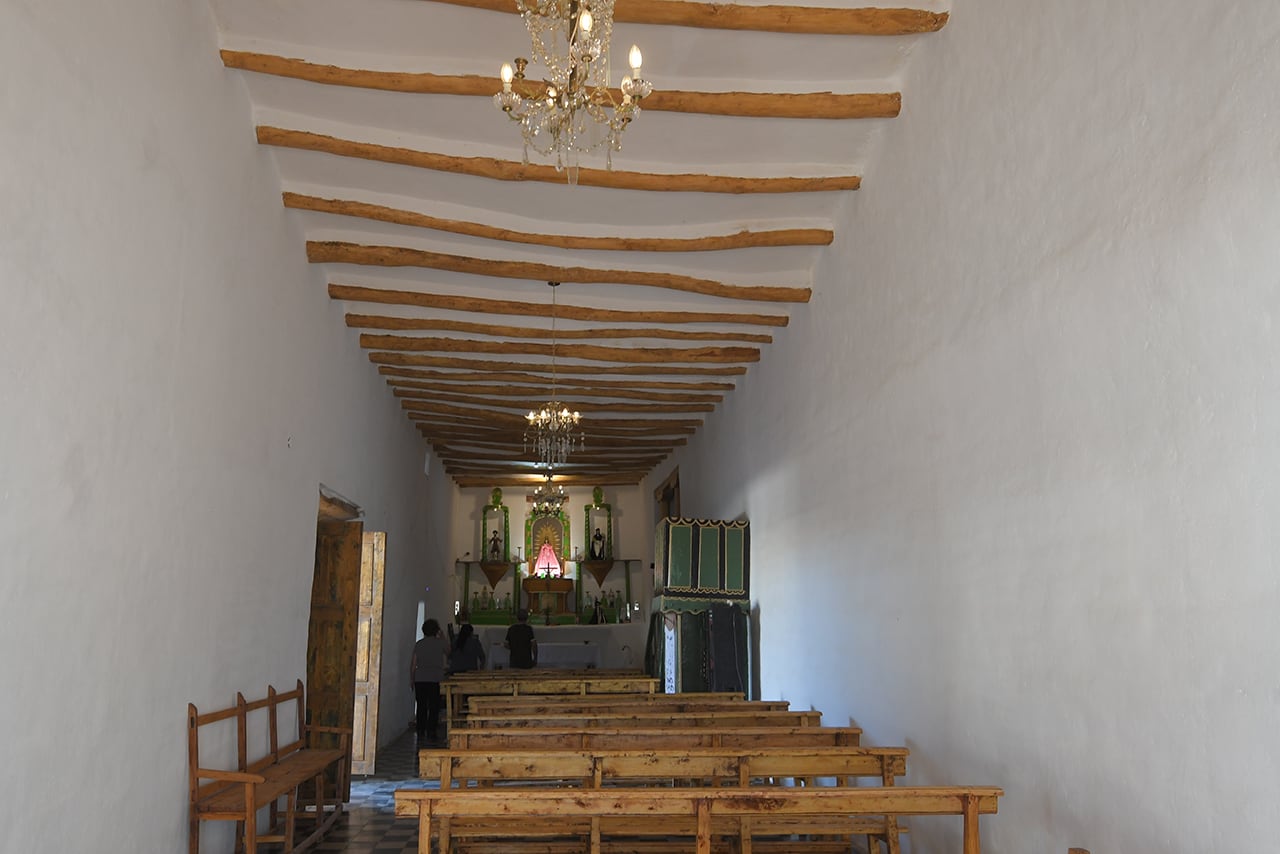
311 729 437 853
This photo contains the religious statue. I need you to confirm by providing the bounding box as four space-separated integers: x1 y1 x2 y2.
590 527 605 560
489 529 502 561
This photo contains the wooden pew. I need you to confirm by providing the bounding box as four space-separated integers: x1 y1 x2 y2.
444 673 659 727
394 786 1004 854
466 697 792 718
462 709 823 729
419 745 906 788
419 744 909 852
445 725 863 752
466 690 754 713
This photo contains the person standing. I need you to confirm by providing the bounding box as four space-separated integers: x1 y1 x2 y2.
410 619 449 742
504 609 538 669
449 622 487 673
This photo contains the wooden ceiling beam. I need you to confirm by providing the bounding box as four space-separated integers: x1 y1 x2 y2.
225 55 895 123
294 194 828 251
363 334 760 364
449 472 647 487
403 400 703 430
313 242 810 304
388 379 723 403
416 422 689 444
379 367 736 391
395 388 714 414
332 284 788 328
349 314 772 344
436 446 668 463
258 127 861 194
426 431 684 450
373 351 748 376
422 0 948 35
444 460 655 476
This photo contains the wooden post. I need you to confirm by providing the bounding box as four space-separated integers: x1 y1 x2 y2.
417 808 431 854
962 793 980 854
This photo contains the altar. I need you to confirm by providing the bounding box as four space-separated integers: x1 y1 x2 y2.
522 576 575 615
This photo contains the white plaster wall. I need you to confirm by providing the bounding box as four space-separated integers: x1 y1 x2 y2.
672 1 1280 851
0 2 445 850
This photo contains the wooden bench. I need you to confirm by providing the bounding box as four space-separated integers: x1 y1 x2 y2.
420 745 909 853
187 680 350 854
444 673 659 728
421 745 906 789
394 785 1003 854
466 690 750 713
466 697 792 718
462 709 823 729
445 725 863 752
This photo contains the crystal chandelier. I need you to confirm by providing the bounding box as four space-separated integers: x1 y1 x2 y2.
524 282 584 469
531 475 568 515
493 0 653 178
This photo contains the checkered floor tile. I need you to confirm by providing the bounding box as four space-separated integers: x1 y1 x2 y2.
309 728 439 853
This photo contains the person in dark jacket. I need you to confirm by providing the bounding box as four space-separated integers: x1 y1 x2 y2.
449 622 486 673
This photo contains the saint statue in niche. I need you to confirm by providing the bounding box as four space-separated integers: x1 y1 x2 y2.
488 529 502 561
590 527 605 560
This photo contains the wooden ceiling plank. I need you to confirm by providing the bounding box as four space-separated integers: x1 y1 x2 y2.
395 388 714 413
293 193 827 251
257 127 862 194
348 314 773 344
364 334 759 364
373 351 747 376
388 379 724 403
419 1 949 35
412 417 696 437
451 474 645 488
428 433 684 450
313 241 810 304
332 284 789 328
403 400 703 429
378 367 736 391
225 54 895 123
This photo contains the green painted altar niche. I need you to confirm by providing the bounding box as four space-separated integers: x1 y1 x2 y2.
459 488 520 626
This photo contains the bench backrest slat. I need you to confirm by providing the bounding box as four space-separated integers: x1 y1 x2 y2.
419 747 907 788
447 725 863 750
464 710 823 728
394 785 1003 816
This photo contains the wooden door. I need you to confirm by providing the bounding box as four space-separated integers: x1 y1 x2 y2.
350 531 386 776
307 518 363 801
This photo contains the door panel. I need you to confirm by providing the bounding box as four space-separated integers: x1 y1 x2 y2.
350 532 386 776
307 518 363 801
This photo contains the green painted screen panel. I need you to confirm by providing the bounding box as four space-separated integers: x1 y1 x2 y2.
724 528 745 592
697 527 720 589
667 523 693 589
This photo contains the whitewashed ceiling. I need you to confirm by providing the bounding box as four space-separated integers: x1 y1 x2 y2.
207 0 950 487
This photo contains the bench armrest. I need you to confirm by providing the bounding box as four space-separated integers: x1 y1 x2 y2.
196 767 266 784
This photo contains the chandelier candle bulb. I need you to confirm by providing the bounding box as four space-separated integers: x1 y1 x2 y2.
629 44 642 72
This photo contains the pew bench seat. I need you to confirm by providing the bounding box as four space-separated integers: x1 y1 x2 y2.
395 786 1003 854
